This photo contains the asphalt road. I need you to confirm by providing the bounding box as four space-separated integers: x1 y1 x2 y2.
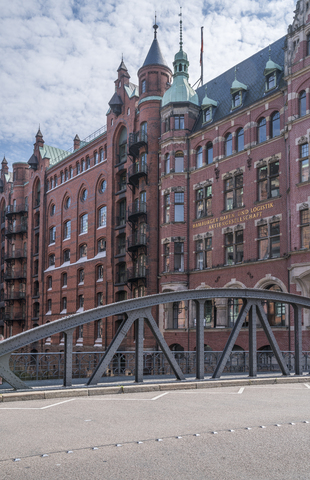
1 383 310 479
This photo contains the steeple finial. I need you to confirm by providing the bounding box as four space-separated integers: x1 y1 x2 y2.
153 12 158 39
179 7 183 50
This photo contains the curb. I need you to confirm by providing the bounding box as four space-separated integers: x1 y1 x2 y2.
0 375 309 403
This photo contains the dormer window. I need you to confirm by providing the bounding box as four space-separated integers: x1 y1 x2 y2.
233 92 241 108
204 107 212 123
266 72 276 90
201 87 217 124
264 48 282 93
230 70 247 110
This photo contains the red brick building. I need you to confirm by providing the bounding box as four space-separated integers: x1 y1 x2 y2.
0 1 310 353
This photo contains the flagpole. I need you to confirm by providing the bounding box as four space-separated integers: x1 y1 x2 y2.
201 26 204 86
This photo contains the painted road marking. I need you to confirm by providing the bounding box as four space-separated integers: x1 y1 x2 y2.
151 392 169 401
304 383 310 389
40 399 76 409
238 387 245 394
0 398 76 410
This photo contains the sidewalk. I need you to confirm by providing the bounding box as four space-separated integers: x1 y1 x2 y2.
1 371 310 403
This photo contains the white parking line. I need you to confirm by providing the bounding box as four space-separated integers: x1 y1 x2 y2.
151 392 169 401
238 387 245 394
40 399 76 409
0 398 76 410
304 383 310 389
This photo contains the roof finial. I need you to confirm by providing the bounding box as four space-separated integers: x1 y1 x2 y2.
153 12 158 39
179 7 183 51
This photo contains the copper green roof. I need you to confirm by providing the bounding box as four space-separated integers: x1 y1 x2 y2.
39 145 69 166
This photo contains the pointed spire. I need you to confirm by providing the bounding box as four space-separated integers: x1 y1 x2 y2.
117 56 128 72
179 7 183 51
2 155 8 165
36 125 43 138
153 12 158 39
74 134 80 141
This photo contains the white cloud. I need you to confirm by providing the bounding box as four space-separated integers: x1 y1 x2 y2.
0 0 296 166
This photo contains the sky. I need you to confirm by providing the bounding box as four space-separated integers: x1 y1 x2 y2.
0 0 296 168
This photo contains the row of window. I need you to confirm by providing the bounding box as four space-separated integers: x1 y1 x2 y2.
47 148 107 191
47 238 106 267
46 290 104 316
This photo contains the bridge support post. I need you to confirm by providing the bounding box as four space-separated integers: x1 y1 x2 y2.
249 305 257 377
135 317 144 383
196 301 205 380
293 304 303 375
64 328 75 387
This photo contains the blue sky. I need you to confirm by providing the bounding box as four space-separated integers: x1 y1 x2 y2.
0 0 296 168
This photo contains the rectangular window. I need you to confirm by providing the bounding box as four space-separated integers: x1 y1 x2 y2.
224 175 243 210
98 238 106 253
196 185 212 218
225 230 243 265
164 244 170 272
69 166 73 178
79 294 84 309
63 249 70 262
300 144 309 182
64 221 71 240
62 273 67 287
54 176 58 187
94 152 98 165
80 214 88 234
100 149 104 162
49 226 56 244
47 299 52 313
81 159 85 172
97 292 103 306
174 242 184 272
258 162 279 200
174 115 184 130
77 163 80 174
79 244 87 258
62 297 67 311
98 206 107 227
174 193 184 222
97 265 104 280
164 194 170 223
60 171 64 183
300 209 310 248
118 234 126 255
86 157 90 169
258 222 280 259
65 169 68 181
175 155 184 173
141 79 146 93
196 237 212 269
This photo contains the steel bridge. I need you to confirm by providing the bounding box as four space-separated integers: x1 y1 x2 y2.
0 288 309 390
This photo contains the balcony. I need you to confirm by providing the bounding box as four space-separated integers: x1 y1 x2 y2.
128 201 147 223
5 224 27 236
127 266 147 283
127 233 147 252
128 162 148 188
5 204 28 217
128 131 148 158
4 270 27 281
5 249 27 261
5 291 26 301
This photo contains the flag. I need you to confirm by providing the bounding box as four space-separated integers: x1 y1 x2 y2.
200 27 203 66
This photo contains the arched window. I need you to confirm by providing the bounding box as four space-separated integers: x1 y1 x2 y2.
175 152 184 173
118 127 127 164
270 111 280 138
236 128 244 152
206 142 213 164
34 180 41 207
196 147 203 168
299 90 306 117
225 133 232 156
257 117 266 143
165 154 170 174
140 122 147 141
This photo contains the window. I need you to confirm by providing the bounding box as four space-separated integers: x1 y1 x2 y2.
141 79 146 93
63 220 71 240
94 152 98 165
206 142 213 164
236 128 244 152
164 244 170 272
64 197 71 209
270 111 280 138
48 276 52 290
165 154 170 174
96 319 102 338
100 149 104 162
33 302 40 318
225 230 243 265
196 147 203 168
79 244 87 258
258 222 280 259
232 91 241 108
99 179 107 193
62 272 67 287
50 178 54 189
63 249 70 263
77 162 80 174
174 242 184 272
98 206 107 227
225 133 233 156
299 91 306 117
80 214 88 234
165 117 169 132
49 226 56 244
65 169 68 181
48 254 55 267
47 299 52 313
258 161 279 200
62 297 67 312
98 238 106 253
78 269 84 284
204 107 212 123
257 117 267 143
97 292 103 306
175 152 184 172
164 194 170 223
127 108 130 115
141 122 147 141
174 193 184 222
60 171 64 183
97 265 104 280
54 175 58 187
174 115 184 130
69 166 73 178
78 294 84 310
224 174 243 210
228 298 248 327
300 143 309 182
196 237 212 269
118 234 126 255
308 33 310 56
300 209 310 248
86 157 90 169
263 284 285 326
266 72 276 90
81 189 88 202
196 185 212 218
81 159 85 172
117 263 127 283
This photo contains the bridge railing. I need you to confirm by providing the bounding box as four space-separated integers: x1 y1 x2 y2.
7 351 310 383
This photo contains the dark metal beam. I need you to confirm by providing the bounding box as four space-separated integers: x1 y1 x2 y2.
256 303 290 376
64 328 75 387
212 300 253 379
135 317 144 383
293 304 303 375
0 352 29 390
196 300 205 380
249 305 257 377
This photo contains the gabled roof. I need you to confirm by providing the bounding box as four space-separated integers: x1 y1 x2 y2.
194 36 285 132
39 145 69 166
124 82 139 99
142 38 168 68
